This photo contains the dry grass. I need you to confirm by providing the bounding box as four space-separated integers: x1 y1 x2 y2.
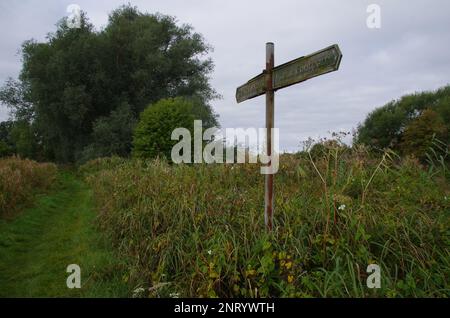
81 145 450 297
0 156 57 218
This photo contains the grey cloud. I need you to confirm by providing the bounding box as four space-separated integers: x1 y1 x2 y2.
1 0 449 151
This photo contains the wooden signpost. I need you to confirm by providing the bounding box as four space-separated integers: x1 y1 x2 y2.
236 43 342 231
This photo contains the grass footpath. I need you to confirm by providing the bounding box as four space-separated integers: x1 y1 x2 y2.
0 170 131 297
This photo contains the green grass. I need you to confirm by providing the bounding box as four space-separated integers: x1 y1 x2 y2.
0 171 130 297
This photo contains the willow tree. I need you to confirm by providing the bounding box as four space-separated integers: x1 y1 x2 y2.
0 5 218 162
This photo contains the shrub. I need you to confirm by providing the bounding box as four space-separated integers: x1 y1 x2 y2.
132 97 215 160
400 109 447 161
356 85 450 150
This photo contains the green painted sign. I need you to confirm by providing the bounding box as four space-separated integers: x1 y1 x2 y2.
236 44 342 103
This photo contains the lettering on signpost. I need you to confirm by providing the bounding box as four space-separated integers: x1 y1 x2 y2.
236 44 342 103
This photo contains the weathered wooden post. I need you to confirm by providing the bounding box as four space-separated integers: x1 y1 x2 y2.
265 42 275 231
236 43 342 232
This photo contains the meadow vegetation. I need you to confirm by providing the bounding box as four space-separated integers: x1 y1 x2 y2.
0 156 57 218
81 140 450 297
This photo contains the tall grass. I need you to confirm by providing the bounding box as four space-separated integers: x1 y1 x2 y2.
82 145 450 297
0 156 57 218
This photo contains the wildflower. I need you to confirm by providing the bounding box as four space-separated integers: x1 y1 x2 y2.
207 250 212 255
338 204 346 211
132 287 145 298
170 292 180 298
288 275 294 283
133 287 145 293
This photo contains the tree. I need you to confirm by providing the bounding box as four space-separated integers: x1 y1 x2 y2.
132 97 215 160
0 79 34 123
355 85 450 150
400 109 447 160
0 121 15 157
0 5 218 162
0 121 14 144
79 102 137 162
10 121 40 159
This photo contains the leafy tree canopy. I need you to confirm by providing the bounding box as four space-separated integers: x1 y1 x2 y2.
0 5 218 162
400 109 447 160
355 85 450 155
132 97 214 160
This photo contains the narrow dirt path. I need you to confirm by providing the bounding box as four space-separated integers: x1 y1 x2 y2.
0 171 129 297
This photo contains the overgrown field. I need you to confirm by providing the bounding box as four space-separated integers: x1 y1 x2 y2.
81 145 450 298
0 156 57 218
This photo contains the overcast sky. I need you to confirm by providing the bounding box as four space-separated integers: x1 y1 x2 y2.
1 0 449 151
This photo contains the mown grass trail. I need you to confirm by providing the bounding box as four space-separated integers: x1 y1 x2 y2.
0 171 130 297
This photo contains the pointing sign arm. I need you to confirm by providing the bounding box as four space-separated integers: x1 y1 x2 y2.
235 72 266 103
272 44 342 91
236 44 342 103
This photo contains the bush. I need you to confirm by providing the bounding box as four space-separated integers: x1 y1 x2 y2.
356 85 450 150
400 109 447 161
0 156 57 218
132 97 215 160
82 147 449 297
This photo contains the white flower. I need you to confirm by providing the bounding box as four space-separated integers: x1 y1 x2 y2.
133 287 145 293
338 204 346 211
170 292 180 298
132 287 145 298
207 250 212 255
